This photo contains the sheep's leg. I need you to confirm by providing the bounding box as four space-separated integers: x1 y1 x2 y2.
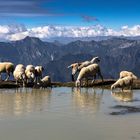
15 80 18 85
5 72 10 81
40 74 43 79
130 81 133 90
91 75 96 84
80 80 82 87
129 85 132 90
85 78 88 86
71 74 75 81
34 76 40 84
98 70 103 82
21 77 26 87
38 76 41 83
0 73 2 81
34 77 37 84
23 81 26 87
87 78 89 86
26 79 29 84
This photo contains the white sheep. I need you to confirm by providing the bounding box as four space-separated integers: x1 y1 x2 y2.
13 64 26 86
68 56 100 81
35 66 44 83
111 76 133 91
119 71 138 80
0 62 14 81
75 63 103 87
25 65 35 83
40 76 51 87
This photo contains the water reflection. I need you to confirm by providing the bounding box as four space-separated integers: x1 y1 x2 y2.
0 88 52 117
111 90 133 102
72 88 104 114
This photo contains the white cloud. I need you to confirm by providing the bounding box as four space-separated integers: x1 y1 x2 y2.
0 24 27 41
1 24 140 41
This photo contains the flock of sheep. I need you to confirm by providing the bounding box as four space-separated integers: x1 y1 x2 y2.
68 56 138 90
0 57 138 90
0 62 51 87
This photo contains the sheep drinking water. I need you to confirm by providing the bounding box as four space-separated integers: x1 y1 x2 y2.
13 64 26 86
25 65 35 83
75 63 103 87
111 76 133 91
40 76 51 87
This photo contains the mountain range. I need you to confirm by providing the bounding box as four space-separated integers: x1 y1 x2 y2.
0 36 140 82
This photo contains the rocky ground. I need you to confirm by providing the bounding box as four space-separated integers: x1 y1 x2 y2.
1 79 140 89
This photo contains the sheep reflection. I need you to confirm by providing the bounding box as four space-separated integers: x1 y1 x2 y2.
72 88 104 114
0 88 52 117
111 90 133 102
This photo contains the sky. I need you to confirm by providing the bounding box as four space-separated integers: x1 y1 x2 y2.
0 0 140 41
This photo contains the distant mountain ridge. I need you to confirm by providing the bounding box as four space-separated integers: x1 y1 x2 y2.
0 36 140 82
45 36 140 44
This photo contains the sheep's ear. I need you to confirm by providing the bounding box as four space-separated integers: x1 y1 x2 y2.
67 65 72 68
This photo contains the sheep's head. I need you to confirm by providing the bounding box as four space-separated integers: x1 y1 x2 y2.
90 56 100 64
26 71 35 80
111 84 115 90
68 63 81 75
36 66 44 72
22 73 27 82
132 75 138 80
75 80 81 87
30 73 35 79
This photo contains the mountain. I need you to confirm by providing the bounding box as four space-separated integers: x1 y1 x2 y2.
45 36 140 44
45 36 112 44
0 36 140 82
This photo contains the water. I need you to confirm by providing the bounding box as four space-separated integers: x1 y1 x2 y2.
0 87 140 140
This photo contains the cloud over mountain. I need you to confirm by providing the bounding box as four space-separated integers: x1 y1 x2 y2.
1 24 140 41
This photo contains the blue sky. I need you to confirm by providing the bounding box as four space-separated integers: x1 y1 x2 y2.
0 0 140 29
1 0 140 41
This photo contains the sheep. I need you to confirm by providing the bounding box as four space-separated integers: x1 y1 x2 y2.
119 71 138 80
40 76 51 87
35 66 44 83
68 56 100 81
0 62 14 81
25 65 35 83
111 76 133 91
75 63 103 87
13 64 26 86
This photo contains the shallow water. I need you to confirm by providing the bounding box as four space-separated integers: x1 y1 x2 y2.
0 87 140 140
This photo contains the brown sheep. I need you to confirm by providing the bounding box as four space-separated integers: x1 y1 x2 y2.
0 62 14 81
